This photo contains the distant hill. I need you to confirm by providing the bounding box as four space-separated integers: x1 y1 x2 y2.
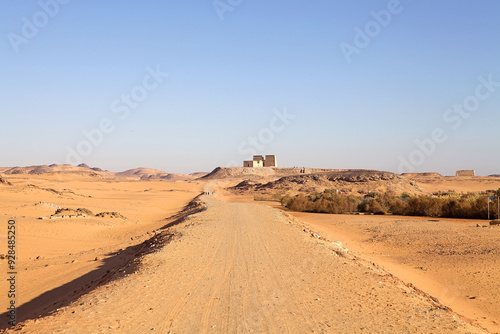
116 168 206 181
0 164 207 181
116 167 173 180
0 164 114 177
401 172 443 178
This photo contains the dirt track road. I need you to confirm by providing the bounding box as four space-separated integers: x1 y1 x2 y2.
10 195 486 333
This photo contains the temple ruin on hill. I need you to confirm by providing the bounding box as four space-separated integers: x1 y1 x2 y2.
243 155 277 168
455 170 475 177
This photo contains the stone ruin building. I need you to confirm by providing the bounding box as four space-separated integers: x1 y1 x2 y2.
243 155 277 168
455 170 475 177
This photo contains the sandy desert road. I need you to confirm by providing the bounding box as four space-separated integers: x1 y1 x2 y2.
8 194 487 333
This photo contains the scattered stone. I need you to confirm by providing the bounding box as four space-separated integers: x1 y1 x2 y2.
331 241 348 255
96 211 127 219
0 175 12 185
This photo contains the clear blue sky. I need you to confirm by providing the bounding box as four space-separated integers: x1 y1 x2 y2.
1 1 499 175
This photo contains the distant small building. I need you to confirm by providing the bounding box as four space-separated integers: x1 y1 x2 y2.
243 155 277 168
455 170 475 177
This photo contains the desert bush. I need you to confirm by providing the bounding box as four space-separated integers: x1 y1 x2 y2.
283 190 362 214
364 192 378 199
389 198 408 215
358 198 387 215
281 195 293 207
401 192 412 199
368 200 386 215
281 189 494 220
406 197 443 217
286 194 310 212
358 201 369 213
254 193 283 202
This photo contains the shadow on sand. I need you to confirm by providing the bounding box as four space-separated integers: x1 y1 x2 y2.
0 194 206 331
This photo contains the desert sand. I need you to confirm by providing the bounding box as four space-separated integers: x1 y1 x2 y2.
0 172 203 331
282 211 500 333
0 168 498 333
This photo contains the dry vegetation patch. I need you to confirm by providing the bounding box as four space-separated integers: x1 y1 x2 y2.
95 212 127 219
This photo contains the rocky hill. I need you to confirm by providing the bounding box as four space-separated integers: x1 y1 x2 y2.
231 170 427 196
0 174 11 185
202 167 348 180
